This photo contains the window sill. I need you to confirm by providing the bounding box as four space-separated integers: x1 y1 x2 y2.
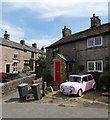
13 58 19 60
87 45 103 49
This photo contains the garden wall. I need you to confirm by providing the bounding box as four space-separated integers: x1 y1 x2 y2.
2 74 37 96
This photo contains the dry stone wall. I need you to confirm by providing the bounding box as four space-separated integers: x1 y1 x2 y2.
2 74 36 95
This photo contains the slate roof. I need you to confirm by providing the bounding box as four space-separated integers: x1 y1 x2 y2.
46 23 110 48
0 37 45 54
57 54 75 62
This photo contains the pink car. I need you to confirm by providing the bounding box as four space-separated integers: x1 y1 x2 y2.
60 74 96 97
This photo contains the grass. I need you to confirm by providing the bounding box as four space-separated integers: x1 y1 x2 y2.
45 90 92 106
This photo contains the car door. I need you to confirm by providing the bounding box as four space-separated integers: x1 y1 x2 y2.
82 76 88 92
87 75 94 90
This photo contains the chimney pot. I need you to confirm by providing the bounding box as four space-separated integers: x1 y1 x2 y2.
41 46 44 51
20 40 25 45
32 43 37 48
5 31 7 34
93 13 95 17
4 31 10 40
64 26 66 29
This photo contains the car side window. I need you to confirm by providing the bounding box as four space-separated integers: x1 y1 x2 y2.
82 77 88 82
88 75 93 81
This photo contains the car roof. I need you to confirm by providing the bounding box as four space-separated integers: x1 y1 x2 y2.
69 74 92 78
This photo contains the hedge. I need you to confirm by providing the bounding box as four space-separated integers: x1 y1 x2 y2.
98 72 110 91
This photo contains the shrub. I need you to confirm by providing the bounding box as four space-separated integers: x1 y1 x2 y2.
41 71 53 86
98 72 110 91
0 72 7 83
0 72 7 78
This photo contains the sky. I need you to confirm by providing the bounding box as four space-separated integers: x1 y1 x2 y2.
0 0 110 49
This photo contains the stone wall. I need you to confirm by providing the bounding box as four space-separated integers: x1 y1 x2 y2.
2 74 36 96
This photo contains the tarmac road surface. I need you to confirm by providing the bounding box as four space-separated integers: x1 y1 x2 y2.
2 102 108 118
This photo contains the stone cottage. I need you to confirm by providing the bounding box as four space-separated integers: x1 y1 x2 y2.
46 14 110 82
0 31 45 73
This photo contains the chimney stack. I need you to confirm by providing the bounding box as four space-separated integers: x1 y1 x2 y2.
20 40 25 45
90 13 101 28
62 26 72 37
4 31 10 40
41 46 44 51
32 43 37 48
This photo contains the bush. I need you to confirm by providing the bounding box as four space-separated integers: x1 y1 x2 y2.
41 71 53 86
98 72 110 92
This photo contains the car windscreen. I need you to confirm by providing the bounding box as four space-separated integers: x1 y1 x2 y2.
69 76 81 83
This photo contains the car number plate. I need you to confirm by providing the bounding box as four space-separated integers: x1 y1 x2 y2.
63 89 70 95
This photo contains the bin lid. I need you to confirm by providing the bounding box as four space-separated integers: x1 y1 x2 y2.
18 83 28 87
31 83 39 86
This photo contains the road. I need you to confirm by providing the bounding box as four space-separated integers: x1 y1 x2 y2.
1 90 109 119
2 102 108 118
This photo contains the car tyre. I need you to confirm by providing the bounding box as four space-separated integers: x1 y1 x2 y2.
93 84 97 91
77 89 82 97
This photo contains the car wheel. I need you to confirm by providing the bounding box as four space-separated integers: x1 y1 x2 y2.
93 84 97 90
77 89 82 97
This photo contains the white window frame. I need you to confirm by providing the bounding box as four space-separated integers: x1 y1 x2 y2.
95 60 103 72
87 36 102 48
87 60 103 72
94 36 102 47
13 62 18 73
13 51 19 59
87 61 95 72
24 60 30 65
87 37 95 48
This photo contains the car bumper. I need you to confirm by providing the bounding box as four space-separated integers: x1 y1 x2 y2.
60 89 77 95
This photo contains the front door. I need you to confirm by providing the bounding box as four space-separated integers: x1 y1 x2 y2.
54 61 61 82
6 64 10 73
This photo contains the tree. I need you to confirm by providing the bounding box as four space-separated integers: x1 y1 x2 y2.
37 55 46 67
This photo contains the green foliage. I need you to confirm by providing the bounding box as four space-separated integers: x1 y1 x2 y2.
37 55 46 67
98 72 110 89
41 71 53 86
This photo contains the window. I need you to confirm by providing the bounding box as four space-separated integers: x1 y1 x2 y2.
96 61 103 71
95 36 102 46
87 60 103 72
69 76 81 83
87 36 102 48
88 75 93 81
14 54 18 59
52 47 59 57
31 52 34 58
88 61 94 71
82 77 88 82
24 60 29 65
13 51 19 59
13 62 18 73
87 38 94 47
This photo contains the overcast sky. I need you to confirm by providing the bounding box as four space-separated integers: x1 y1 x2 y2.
0 0 109 49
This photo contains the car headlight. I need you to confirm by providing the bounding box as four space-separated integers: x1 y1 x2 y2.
70 86 74 90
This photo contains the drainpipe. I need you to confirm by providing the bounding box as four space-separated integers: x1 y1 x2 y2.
66 62 69 80
72 48 77 74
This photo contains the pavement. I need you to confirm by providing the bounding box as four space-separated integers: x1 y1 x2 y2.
1 90 110 118
2 89 109 105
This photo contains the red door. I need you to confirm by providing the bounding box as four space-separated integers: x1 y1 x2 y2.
54 61 61 82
